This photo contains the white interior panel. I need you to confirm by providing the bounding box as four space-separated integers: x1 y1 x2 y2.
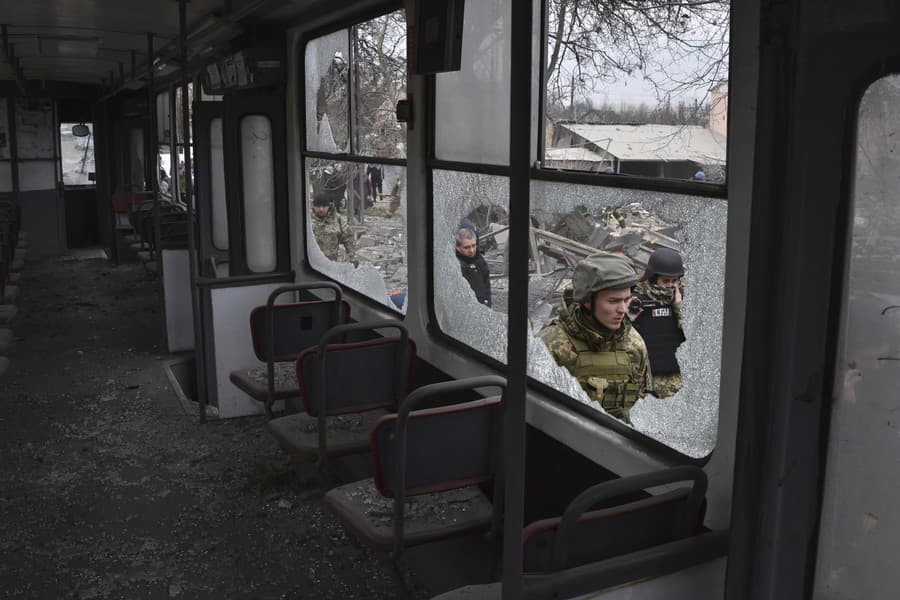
210 282 288 418
241 115 276 272
162 249 195 353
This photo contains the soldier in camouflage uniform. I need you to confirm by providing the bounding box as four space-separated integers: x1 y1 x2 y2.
538 252 652 424
630 248 685 398
311 192 357 264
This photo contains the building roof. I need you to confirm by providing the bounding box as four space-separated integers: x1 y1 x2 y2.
544 146 609 163
557 123 727 164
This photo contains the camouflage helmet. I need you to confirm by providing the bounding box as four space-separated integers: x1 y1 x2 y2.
644 247 685 282
572 252 638 303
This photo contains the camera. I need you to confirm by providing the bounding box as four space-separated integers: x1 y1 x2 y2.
628 297 642 313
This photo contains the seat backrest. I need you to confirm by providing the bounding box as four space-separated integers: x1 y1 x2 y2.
521 466 707 574
250 299 350 361
111 191 141 214
298 337 416 416
371 378 506 498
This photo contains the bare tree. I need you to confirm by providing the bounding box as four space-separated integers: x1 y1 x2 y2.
353 10 407 159
545 0 729 120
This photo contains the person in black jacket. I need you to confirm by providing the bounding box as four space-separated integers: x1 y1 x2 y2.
628 247 686 397
456 227 491 307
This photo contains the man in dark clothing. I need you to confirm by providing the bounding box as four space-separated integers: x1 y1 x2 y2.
323 163 348 211
456 227 491 307
366 164 383 205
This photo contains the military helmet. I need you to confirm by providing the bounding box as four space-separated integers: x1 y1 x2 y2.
572 252 638 303
644 247 685 282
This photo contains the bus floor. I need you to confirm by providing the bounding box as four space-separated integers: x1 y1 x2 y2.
0 251 497 599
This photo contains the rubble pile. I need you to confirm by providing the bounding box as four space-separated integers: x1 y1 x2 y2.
485 203 682 326
353 209 407 292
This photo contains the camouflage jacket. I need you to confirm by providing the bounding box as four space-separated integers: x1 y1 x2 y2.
311 208 357 262
538 289 652 421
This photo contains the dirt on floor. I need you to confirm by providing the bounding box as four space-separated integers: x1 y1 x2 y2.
0 253 429 599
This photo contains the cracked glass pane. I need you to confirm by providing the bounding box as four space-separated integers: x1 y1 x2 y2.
528 181 726 457
306 158 408 313
433 170 510 361
352 10 407 159
305 30 350 153
814 75 900 599
435 0 511 165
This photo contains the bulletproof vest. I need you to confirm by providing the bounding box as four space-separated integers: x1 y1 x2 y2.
567 335 642 416
631 296 685 375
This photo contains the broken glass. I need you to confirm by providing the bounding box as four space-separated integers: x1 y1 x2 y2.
305 30 350 154
352 10 407 159
529 180 727 457
306 158 408 313
433 170 510 361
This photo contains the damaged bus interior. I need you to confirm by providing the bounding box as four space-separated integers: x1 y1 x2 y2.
1 0 898 598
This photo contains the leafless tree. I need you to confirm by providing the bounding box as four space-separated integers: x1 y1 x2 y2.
545 0 729 121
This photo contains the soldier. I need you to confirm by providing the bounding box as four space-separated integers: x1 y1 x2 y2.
310 191 357 264
538 251 652 424
629 247 686 398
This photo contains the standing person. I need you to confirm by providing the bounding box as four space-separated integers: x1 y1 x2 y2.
366 164 383 205
310 192 357 264
629 247 686 398
323 163 348 212
538 252 652 424
455 227 491 307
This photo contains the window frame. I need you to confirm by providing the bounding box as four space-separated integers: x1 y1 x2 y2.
425 0 731 462
299 4 410 311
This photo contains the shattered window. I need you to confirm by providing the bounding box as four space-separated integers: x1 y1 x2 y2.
528 181 726 457
305 30 350 153
542 1 730 183
306 158 408 313
434 0 511 166
303 11 408 311
433 170 510 361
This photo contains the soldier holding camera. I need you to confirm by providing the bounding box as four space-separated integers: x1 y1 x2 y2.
538 251 652 424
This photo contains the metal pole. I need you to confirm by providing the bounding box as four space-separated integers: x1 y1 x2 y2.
178 0 207 422
502 0 533 599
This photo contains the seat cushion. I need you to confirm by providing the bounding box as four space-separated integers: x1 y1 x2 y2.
324 478 493 550
267 409 388 462
229 362 300 403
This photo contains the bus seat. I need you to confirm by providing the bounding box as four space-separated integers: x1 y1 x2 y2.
267 321 416 466
431 466 710 600
323 376 506 563
228 283 348 418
